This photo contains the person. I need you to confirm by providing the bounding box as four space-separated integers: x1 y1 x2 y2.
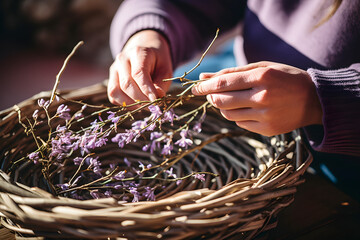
108 0 360 199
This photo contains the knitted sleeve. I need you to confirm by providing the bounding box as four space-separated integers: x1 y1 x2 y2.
109 0 245 68
305 64 360 156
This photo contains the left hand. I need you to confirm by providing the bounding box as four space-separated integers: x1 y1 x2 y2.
191 61 323 136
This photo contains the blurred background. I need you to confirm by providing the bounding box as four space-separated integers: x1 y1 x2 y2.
0 0 236 111
0 0 121 110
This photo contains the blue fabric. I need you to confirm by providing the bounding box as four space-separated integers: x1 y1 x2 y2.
174 39 236 80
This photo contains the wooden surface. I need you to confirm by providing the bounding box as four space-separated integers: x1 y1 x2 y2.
268 172 360 240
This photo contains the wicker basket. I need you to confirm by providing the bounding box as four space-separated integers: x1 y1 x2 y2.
0 82 312 240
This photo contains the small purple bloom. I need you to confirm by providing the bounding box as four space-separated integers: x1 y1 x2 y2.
148 105 162 120
109 163 116 170
144 186 156 201
73 157 83 165
28 151 39 160
107 111 120 123
90 190 101 199
38 99 50 109
57 183 69 191
161 141 173 155
124 157 131 167
192 122 202 133
32 109 39 119
129 187 140 202
194 173 206 182
165 168 177 179
56 104 71 120
175 130 193 149
150 131 163 140
131 119 148 130
95 136 108 148
162 109 178 125
142 143 150 152
113 170 126 180
104 190 112 197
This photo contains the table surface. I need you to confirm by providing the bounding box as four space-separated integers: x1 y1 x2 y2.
267 172 360 240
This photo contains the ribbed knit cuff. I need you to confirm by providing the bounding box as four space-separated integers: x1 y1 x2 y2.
305 66 360 156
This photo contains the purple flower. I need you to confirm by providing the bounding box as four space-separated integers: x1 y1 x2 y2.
112 133 126 148
138 161 151 171
73 157 83 165
165 168 177 179
32 109 39 120
149 141 159 154
95 136 108 148
176 180 182 185
90 190 101 199
56 104 71 120
194 173 206 182
175 130 193 149
38 99 50 109
192 122 202 133
150 131 163 140
74 112 83 119
57 183 69 191
28 152 39 160
88 157 102 175
107 111 120 123
129 187 140 202
104 190 112 197
162 109 178 125
113 170 126 180
161 140 173 155
144 187 156 201
79 132 97 155
112 130 139 148
131 119 148 130
142 143 150 152
148 105 162 120
124 157 131 167
109 163 116 170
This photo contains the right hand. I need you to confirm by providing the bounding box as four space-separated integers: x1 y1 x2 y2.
108 30 173 105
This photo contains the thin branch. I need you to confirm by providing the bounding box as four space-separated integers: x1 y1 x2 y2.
50 41 84 103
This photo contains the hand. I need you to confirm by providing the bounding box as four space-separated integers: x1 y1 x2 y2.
192 61 323 136
108 30 173 105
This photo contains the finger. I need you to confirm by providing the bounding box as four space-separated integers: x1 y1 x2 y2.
219 108 259 121
235 120 264 135
206 91 255 110
130 51 158 101
199 72 216 79
152 67 173 97
192 71 255 95
116 58 149 102
235 120 276 137
207 61 272 77
108 63 134 105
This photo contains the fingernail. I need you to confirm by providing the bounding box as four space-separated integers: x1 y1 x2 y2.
148 92 157 102
206 94 213 104
191 86 198 95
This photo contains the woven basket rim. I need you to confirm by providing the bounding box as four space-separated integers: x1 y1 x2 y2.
0 83 312 239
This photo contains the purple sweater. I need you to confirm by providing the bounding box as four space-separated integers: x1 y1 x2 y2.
110 0 360 157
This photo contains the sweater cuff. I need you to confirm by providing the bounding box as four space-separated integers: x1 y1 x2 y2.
304 66 360 156
110 13 170 56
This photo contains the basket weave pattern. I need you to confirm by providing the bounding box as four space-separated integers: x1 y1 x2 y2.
0 83 312 239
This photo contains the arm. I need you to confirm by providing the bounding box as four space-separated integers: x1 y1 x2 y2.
110 0 245 67
305 64 360 156
108 0 246 104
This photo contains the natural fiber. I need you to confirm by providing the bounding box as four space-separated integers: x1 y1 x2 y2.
0 82 312 239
